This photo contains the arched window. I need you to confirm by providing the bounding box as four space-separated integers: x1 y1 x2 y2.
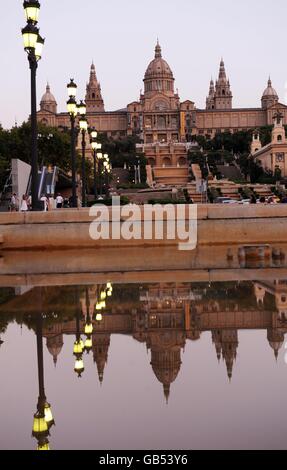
278 135 282 142
92 93 95 99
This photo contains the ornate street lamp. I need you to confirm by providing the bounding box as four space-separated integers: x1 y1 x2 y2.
90 128 99 200
66 79 78 208
79 105 88 208
22 1 45 211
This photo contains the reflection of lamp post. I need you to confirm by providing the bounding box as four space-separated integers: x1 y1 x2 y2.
74 295 84 377
67 79 78 208
84 288 93 354
22 1 45 211
32 313 54 451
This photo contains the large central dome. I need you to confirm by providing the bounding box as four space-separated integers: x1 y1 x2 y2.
143 42 175 96
145 42 174 79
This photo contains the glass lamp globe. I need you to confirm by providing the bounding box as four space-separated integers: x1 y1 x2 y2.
79 117 88 132
35 33 44 60
22 22 39 50
23 1 40 23
90 129 98 139
67 79 77 98
96 313 103 322
78 100 86 116
67 97 77 116
91 141 97 150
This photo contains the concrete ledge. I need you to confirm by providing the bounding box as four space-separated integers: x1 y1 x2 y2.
0 205 286 249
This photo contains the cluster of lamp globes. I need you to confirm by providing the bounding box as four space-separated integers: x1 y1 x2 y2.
22 1 44 61
67 80 112 174
32 400 54 451
74 283 113 377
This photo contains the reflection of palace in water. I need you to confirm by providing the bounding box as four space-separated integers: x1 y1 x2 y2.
42 281 287 401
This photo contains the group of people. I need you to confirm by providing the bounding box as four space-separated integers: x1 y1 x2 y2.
9 193 67 212
249 195 287 204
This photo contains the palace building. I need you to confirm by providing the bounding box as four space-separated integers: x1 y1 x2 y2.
37 42 287 185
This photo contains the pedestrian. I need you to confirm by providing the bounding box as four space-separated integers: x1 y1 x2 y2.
40 194 49 212
250 194 257 204
20 195 29 212
56 193 64 209
48 195 56 211
281 195 287 204
9 193 18 212
259 196 266 204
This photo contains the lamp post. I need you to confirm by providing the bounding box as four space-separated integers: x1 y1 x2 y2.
22 1 45 211
67 79 78 208
97 152 103 198
90 129 99 200
78 101 88 207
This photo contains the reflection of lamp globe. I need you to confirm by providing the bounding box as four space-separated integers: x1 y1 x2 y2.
96 313 103 322
74 358 84 377
37 438 50 451
44 403 54 427
100 291 107 300
85 337 93 352
73 340 83 355
84 323 93 335
284 351 287 365
32 412 48 436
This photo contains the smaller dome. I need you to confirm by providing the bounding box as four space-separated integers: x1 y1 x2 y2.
262 78 278 98
41 83 57 104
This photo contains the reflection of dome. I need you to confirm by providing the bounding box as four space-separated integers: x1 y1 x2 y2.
46 334 63 366
267 328 284 359
145 42 174 79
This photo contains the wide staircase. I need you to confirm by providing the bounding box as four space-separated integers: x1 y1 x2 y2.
153 166 189 186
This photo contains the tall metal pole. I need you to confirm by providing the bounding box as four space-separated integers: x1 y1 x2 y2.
71 115 77 208
29 54 39 211
99 159 103 197
81 130 86 207
93 150 98 199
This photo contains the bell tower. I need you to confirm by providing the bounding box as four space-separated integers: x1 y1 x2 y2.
214 59 233 110
85 62 105 112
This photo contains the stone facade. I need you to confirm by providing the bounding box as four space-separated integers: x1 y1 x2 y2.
37 42 287 183
252 111 287 177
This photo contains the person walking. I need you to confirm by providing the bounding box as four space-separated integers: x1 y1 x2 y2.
40 194 49 212
56 193 64 209
20 195 29 212
9 193 18 212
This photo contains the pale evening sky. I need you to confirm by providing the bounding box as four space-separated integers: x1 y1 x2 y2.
1 0 287 129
